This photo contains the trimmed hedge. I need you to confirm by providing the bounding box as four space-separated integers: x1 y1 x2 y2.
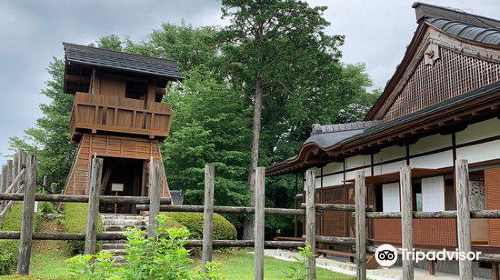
63 203 103 254
0 203 42 275
162 212 237 240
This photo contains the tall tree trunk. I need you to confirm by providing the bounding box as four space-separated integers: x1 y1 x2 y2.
242 74 263 240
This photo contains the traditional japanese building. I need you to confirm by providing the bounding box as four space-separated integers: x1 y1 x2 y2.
62 43 183 213
267 2 500 277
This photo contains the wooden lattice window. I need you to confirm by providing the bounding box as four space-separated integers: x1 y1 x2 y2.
384 47 500 121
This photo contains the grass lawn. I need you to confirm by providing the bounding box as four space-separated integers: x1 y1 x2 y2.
211 250 355 280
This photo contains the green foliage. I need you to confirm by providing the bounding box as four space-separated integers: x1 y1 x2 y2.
63 203 103 254
38 202 57 215
0 203 42 275
65 215 225 280
281 244 313 280
162 69 251 208
125 23 219 72
162 212 236 241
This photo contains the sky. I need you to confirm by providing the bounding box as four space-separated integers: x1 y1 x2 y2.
0 0 499 165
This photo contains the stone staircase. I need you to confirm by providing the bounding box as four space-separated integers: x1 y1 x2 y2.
101 214 148 263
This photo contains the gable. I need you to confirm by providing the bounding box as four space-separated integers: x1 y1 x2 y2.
371 25 500 121
384 44 500 121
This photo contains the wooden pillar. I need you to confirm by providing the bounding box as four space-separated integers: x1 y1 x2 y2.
1 165 7 211
305 169 316 280
355 170 366 280
148 160 161 237
13 153 19 192
455 159 472 280
429 260 436 276
400 165 413 280
492 263 499 280
6 160 13 192
254 167 265 280
84 157 103 255
202 164 215 265
17 155 37 275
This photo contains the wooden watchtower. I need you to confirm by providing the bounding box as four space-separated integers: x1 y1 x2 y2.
62 43 183 213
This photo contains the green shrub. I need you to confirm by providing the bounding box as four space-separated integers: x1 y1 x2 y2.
162 212 236 240
63 203 103 254
0 202 42 275
38 202 57 215
65 216 225 280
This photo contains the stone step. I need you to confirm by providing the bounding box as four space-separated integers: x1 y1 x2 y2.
102 243 128 250
106 220 147 225
103 225 147 232
102 249 127 256
101 214 147 220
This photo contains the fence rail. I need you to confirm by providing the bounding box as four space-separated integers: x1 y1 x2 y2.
1 150 500 280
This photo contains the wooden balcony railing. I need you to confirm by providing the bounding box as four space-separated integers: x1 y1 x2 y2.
70 92 172 141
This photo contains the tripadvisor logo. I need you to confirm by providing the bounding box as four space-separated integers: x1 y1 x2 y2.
375 244 482 267
375 244 398 267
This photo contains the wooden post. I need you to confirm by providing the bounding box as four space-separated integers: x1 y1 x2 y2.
305 169 316 280
456 159 472 280
17 155 37 274
355 170 366 280
148 160 161 237
492 263 500 280
6 160 13 192
202 164 215 265
428 260 436 276
13 153 19 192
84 157 103 255
1 165 7 211
254 167 265 280
400 165 413 280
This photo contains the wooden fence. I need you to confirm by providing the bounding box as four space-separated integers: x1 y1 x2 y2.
2 150 500 280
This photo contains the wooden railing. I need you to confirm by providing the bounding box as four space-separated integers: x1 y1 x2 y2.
70 92 173 140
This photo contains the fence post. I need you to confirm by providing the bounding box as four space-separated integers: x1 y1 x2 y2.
254 167 266 280
13 153 19 192
1 165 7 211
355 170 366 280
456 159 472 280
17 155 37 275
84 157 103 255
305 169 316 280
400 165 413 280
202 163 215 265
6 160 13 193
148 160 161 237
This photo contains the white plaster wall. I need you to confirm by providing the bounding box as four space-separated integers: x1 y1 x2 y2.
373 146 405 164
382 182 401 212
410 150 453 169
373 160 406 175
345 167 371 181
345 155 370 170
422 176 445 211
456 118 500 145
322 173 344 187
410 134 451 155
457 139 500 163
322 161 343 175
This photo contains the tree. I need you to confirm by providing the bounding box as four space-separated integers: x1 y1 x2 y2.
124 23 219 72
162 68 252 218
220 0 347 239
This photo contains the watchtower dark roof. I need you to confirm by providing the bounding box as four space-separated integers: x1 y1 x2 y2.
63 43 184 80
